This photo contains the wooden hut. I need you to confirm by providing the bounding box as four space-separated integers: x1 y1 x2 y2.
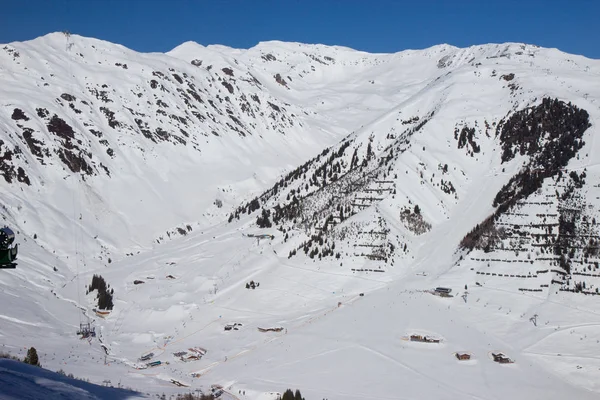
492 353 513 364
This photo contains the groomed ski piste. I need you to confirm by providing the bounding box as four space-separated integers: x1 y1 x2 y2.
1 33 600 399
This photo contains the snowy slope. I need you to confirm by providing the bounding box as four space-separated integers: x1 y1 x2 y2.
1 34 600 399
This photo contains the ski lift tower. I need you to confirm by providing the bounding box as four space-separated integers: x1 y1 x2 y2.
244 233 275 245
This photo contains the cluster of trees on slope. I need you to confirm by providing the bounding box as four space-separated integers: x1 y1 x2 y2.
493 98 590 213
461 98 591 252
229 109 437 232
227 113 440 269
87 274 114 310
1 347 40 367
281 389 306 400
228 139 354 223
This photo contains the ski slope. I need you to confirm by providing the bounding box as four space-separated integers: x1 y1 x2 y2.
1 34 600 399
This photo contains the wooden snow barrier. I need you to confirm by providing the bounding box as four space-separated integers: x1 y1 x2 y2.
257 327 284 333
170 379 188 387
351 268 385 272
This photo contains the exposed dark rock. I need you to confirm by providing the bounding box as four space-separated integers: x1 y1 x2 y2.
274 73 287 87
36 108 49 118
0 139 16 183
60 93 76 102
172 73 183 84
455 126 480 154
99 107 121 129
88 86 113 103
221 81 234 94
261 53 276 62
11 108 29 121
268 102 280 112
47 115 75 141
21 127 47 160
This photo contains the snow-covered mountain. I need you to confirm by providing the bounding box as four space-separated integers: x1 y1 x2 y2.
1 33 600 399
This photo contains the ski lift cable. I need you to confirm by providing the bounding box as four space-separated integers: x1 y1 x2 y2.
64 30 84 327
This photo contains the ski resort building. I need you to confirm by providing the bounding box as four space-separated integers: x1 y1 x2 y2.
492 353 513 364
410 334 440 343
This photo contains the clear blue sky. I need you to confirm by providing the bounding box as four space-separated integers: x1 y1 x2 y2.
2 0 599 58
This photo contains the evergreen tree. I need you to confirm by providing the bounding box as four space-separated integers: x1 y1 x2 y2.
256 208 272 228
24 347 40 367
294 389 304 400
88 274 114 310
366 141 373 160
282 389 295 400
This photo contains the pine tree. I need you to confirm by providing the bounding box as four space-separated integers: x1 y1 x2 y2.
294 389 304 400
282 389 294 400
24 347 40 367
366 141 373 160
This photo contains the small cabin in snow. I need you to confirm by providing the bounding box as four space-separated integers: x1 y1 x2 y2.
492 353 513 364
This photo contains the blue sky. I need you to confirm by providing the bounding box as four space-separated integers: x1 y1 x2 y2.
2 0 599 58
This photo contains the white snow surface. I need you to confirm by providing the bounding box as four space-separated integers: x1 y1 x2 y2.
1 33 600 399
